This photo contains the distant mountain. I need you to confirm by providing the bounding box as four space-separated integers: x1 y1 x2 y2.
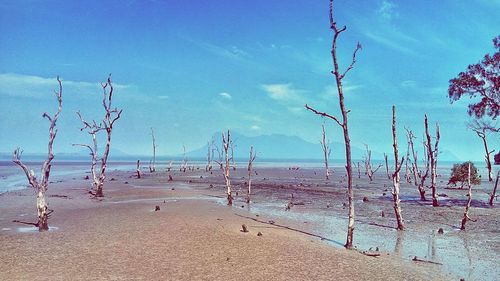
186 131 372 161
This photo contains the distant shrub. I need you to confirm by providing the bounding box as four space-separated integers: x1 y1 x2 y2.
448 161 481 187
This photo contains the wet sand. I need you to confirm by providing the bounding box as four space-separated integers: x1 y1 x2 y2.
0 163 497 280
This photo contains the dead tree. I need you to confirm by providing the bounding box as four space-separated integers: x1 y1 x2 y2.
364 144 382 181
304 0 361 249
149 127 156 173
405 128 429 201
384 153 390 180
489 170 499 206
356 162 361 179
206 138 215 171
247 146 257 204
230 139 237 171
136 160 141 179
404 144 412 184
461 162 477 230
424 115 440 207
75 75 122 198
468 120 497 182
12 77 62 231
320 124 332 180
181 145 187 172
214 145 224 170
222 130 233 205
391 106 405 231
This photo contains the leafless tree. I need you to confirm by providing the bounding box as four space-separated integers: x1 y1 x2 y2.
404 144 412 184
391 106 405 231
384 153 390 180
206 138 215 171
167 160 173 172
149 127 156 173
320 124 332 180
136 160 141 179
181 145 187 172
356 162 361 179
230 138 237 171
405 128 430 201
247 146 257 204
364 144 382 181
222 130 233 205
490 170 499 206
12 77 62 231
467 120 498 182
75 75 122 198
304 0 361 249
424 115 440 207
213 145 224 170
461 162 477 230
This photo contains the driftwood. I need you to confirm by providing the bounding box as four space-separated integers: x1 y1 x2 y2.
412 256 442 265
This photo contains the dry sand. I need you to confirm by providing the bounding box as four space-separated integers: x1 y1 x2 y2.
0 165 483 280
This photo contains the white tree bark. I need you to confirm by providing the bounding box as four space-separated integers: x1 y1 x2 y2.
320 124 332 180
247 146 257 204
424 115 440 207
222 130 233 205
391 105 405 230
149 127 156 173
12 77 62 231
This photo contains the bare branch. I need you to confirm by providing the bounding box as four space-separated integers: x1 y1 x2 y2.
340 42 362 80
305 104 343 127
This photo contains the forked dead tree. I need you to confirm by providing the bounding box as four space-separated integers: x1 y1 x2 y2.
467 120 497 182
489 170 499 206
405 128 429 201
364 144 382 181
404 145 412 184
424 115 440 207
304 0 361 249
391 106 405 231
149 127 156 173
12 77 62 231
222 130 233 205
247 146 257 204
320 124 332 180
75 75 123 198
461 162 477 230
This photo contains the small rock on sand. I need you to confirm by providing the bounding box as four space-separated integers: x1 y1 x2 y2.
241 224 248 233
257 232 263 236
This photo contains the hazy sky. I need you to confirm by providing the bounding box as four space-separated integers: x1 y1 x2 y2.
0 0 498 160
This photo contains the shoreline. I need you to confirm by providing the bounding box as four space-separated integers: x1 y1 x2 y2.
1 166 498 280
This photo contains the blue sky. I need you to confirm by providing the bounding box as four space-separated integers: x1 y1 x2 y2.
0 0 498 160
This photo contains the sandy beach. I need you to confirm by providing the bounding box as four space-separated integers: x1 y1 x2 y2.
4 162 497 280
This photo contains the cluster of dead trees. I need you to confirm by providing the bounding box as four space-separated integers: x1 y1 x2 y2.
12 75 122 231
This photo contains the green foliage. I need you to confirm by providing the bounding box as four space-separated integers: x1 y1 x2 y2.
448 161 481 187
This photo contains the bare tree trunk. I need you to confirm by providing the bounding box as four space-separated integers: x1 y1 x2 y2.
384 153 390 180
320 124 332 180
12 77 62 231
405 128 429 201
357 162 361 179
305 0 361 249
391 105 405 231
76 75 122 198
468 121 496 182
149 127 156 173
364 144 382 181
489 170 499 206
247 146 256 204
461 162 474 230
136 160 141 179
206 138 214 172
425 115 440 207
222 130 233 205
